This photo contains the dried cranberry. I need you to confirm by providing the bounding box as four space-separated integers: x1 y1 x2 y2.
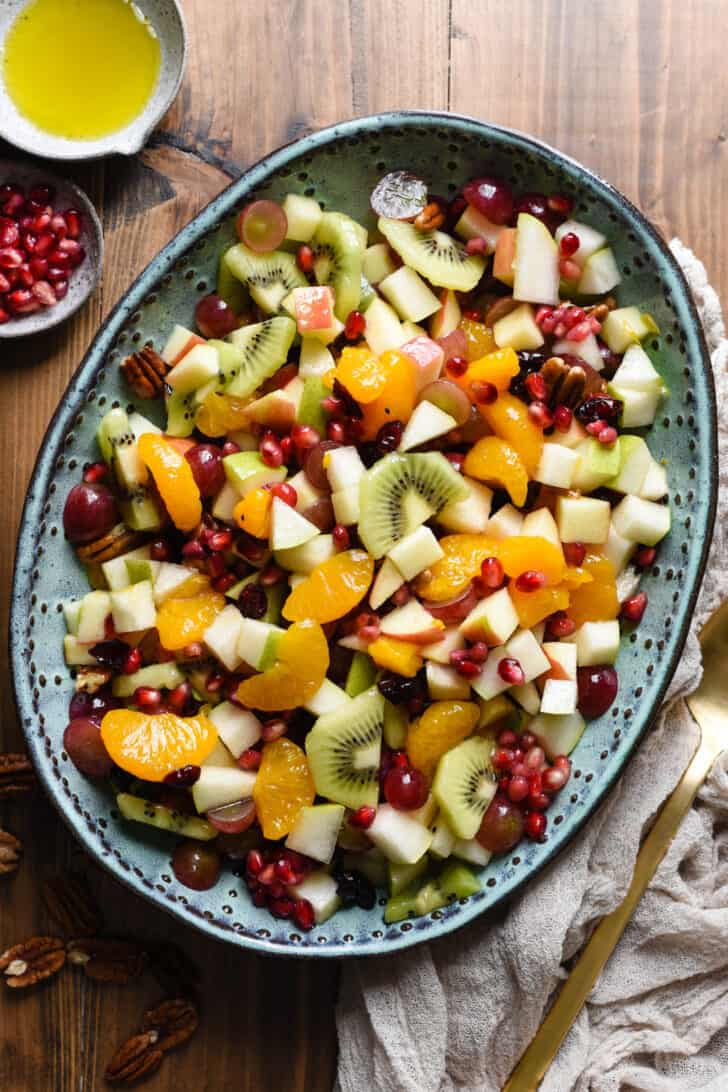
377 669 427 706
237 582 267 619
164 764 201 787
376 420 404 453
575 395 623 427
90 639 130 673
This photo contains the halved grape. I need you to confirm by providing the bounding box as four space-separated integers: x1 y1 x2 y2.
184 443 226 497
68 689 119 723
419 379 471 426
206 798 256 834
303 440 340 491
436 329 468 364
172 840 222 891
423 584 479 624
63 482 118 544
463 177 514 225
195 293 239 338
302 497 335 531
476 793 524 853
237 200 288 253
63 718 114 778
370 171 428 221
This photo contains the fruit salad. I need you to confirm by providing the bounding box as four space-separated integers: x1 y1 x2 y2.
60 170 671 931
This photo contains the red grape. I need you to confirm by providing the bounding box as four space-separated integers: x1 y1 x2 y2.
63 718 114 778
383 766 429 811
68 689 118 722
476 793 525 853
303 440 340 490
302 497 335 532
62 482 118 544
577 665 618 718
463 177 514 225
418 379 471 426
194 293 239 339
423 584 479 624
206 798 256 834
184 443 226 496
172 841 222 891
236 200 288 253
513 193 561 231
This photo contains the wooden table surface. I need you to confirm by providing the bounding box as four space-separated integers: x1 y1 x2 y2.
1 1 725 1088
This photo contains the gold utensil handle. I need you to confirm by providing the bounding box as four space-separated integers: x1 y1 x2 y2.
503 734 719 1092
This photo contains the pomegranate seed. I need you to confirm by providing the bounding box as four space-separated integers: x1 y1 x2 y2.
28 256 48 280
525 812 547 840
481 556 504 588
182 539 206 561
559 257 582 281
445 355 468 377
524 372 548 401
542 766 569 793
468 641 489 664
498 657 525 686
465 236 489 255
470 380 498 404
589 315 602 333
133 686 162 711
164 764 201 788
3 193 24 217
123 647 142 675
528 788 551 811
559 232 580 257
454 658 482 679
356 611 380 641
497 728 518 748
0 219 19 247
635 546 656 568
344 310 366 340
275 859 297 884
238 748 262 771
64 209 82 238
262 719 287 743
259 564 285 586
392 585 410 607
349 805 376 830
246 850 264 877
327 419 346 443
260 436 283 468
554 754 571 773
209 529 233 552
548 194 573 217
22 230 38 253
332 523 350 548
492 748 515 772
50 213 68 238
82 462 108 484
205 670 225 693
507 775 529 802
293 899 315 932
0 247 23 269
32 281 56 307
462 308 482 322
553 405 572 432
271 481 298 507
528 401 554 428
546 611 577 638
16 263 34 288
446 452 465 472
221 440 241 456
48 249 71 269
321 395 344 415
621 591 648 623
47 264 68 283
168 682 193 713
291 424 320 454
515 570 546 593
29 184 54 205
0 272 9 292
296 244 314 273
598 426 618 445
279 435 293 462
7 289 40 314
525 745 545 770
270 896 295 919
207 551 226 579
562 542 586 567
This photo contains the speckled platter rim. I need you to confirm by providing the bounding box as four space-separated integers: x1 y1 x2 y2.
10 112 718 958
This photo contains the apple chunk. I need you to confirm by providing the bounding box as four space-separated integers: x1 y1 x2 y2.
513 213 560 305
459 587 519 646
379 600 445 644
556 496 611 544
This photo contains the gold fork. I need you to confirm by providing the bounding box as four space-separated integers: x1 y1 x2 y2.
503 599 727 1091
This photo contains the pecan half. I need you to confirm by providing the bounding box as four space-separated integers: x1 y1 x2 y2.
0 936 66 988
105 1031 163 1086
67 937 147 982
539 356 588 408
141 997 199 1053
75 523 146 565
414 201 445 232
121 347 169 400
484 296 520 327
75 666 113 694
0 753 35 798
0 830 22 876
42 873 104 937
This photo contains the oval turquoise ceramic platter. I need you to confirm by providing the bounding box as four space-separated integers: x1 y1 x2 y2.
10 113 717 957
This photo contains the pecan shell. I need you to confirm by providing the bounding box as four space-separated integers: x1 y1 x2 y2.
414 201 445 232
105 1031 163 1086
75 666 113 694
142 997 199 1053
0 829 22 876
484 296 520 327
121 347 169 400
75 523 146 565
0 936 66 988
42 872 104 937
67 937 147 983
0 753 35 797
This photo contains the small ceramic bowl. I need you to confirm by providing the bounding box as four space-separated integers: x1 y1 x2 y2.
0 0 186 160
0 158 103 338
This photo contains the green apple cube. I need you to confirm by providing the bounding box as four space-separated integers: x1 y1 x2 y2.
438 477 493 534
640 459 668 501
429 814 456 859
399 400 456 452
382 701 409 750
486 503 524 539
297 375 328 433
304 679 349 715
211 482 242 524
605 438 652 494
612 495 671 545
554 220 606 265
470 646 513 702
367 804 433 864
540 679 578 715
600 306 659 353
421 627 466 665
453 837 492 867
208 701 262 757
166 343 219 395
569 620 621 666
192 767 257 814
388 526 444 580
603 522 636 573
454 204 502 251
362 242 398 285
577 247 621 295
379 265 441 323
571 438 621 493
513 214 560 305
363 297 405 355
110 581 156 634
204 604 244 671
505 629 550 683
521 506 560 547
285 804 345 864
556 496 611 544
535 442 579 489
299 337 335 378
369 557 405 610
203 739 238 769
62 599 82 635
281 193 322 242
542 641 577 680
112 662 185 697
611 385 661 428
63 635 96 666
459 587 519 645
552 331 604 371
400 320 427 341
531 711 586 758
345 652 378 698
270 497 320 551
287 871 341 924
77 590 111 643
161 324 200 364
408 794 437 828
429 288 461 339
276 533 336 573
493 302 544 351
547 416 588 450
611 344 663 394
326 446 366 492
247 381 303 432
426 662 471 700
223 451 286 496
238 619 282 670
510 681 541 714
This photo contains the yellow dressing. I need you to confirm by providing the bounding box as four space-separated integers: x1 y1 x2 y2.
3 0 161 140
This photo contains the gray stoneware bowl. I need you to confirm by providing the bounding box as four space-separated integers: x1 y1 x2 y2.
0 0 186 159
10 113 718 957
0 158 103 337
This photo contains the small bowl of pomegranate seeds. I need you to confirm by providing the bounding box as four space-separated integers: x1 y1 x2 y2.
0 159 103 338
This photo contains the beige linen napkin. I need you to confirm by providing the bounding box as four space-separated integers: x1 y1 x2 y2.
335 242 728 1092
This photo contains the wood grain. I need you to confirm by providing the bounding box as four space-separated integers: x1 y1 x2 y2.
1 0 727 1088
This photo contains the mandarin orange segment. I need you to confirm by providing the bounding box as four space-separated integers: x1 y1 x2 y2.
282 550 374 623
156 592 226 651
498 535 566 585
455 348 520 395
567 551 619 627
233 487 272 539
463 436 529 507
235 620 329 711
359 350 418 440
459 318 498 361
367 636 423 677
334 346 392 404
252 738 315 839
414 533 498 602
100 709 218 782
406 700 480 780
138 433 202 532
511 585 570 629
196 392 251 436
478 391 544 476
561 566 594 590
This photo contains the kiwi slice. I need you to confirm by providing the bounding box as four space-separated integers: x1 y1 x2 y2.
313 211 365 320
223 243 307 314
432 737 497 840
305 686 384 810
116 793 217 841
217 248 250 313
378 216 486 292
224 316 296 398
165 386 197 438
207 338 245 387
358 452 468 558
